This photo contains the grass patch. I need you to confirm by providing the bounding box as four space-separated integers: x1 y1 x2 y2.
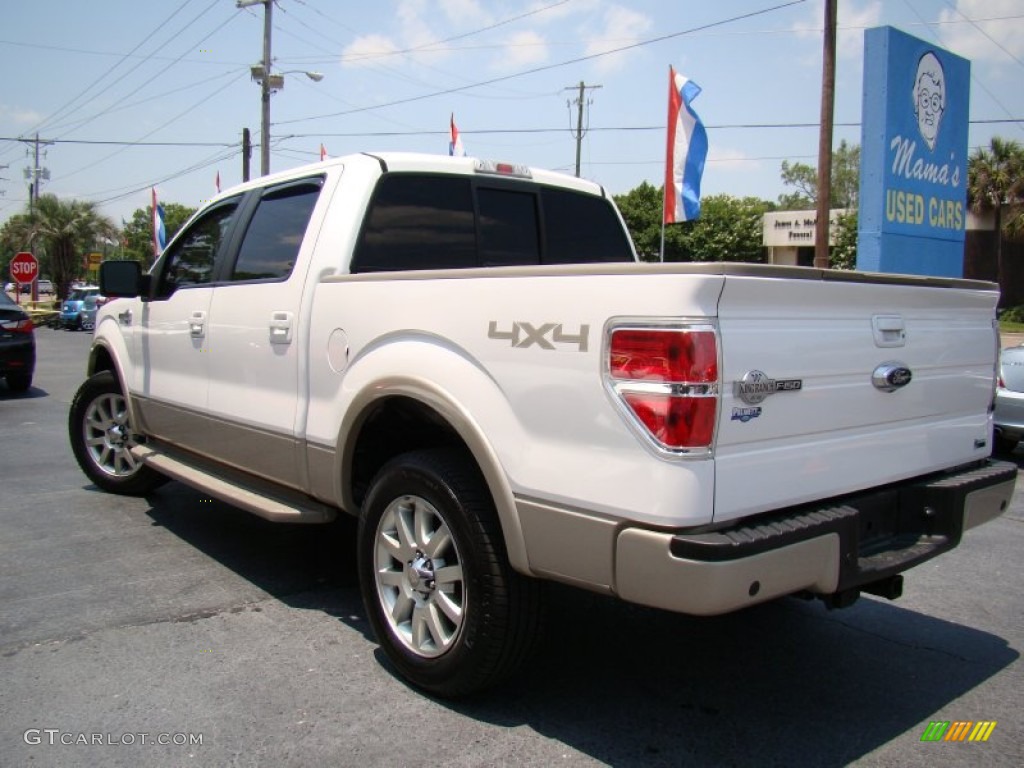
1001 320 1024 334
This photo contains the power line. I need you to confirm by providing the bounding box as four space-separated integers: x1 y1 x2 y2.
902 0 1024 137
59 72 248 182
937 0 1024 72
268 13 1024 66
0 37 244 67
2 117 1019 152
276 0 810 126
45 3 237 139
22 0 211 140
0 137 236 147
277 118 1021 141
90 145 240 205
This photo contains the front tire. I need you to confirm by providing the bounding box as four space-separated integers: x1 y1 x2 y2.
69 371 166 495
358 449 542 697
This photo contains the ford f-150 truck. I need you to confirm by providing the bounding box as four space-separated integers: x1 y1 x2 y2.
69 152 1017 697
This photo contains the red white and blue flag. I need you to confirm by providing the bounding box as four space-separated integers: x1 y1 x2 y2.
152 187 166 257
664 67 708 223
449 113 466 157
320 143 328 161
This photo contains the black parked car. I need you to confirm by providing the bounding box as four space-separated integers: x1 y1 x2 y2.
0 290 36 392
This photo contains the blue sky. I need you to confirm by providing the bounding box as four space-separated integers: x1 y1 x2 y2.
0 0 1021 228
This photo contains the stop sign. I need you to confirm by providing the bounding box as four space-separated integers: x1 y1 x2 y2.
10 252 39 284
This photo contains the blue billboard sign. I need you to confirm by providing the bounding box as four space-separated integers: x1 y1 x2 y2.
857 27 970 277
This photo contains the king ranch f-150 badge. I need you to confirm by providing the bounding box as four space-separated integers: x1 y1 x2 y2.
734 370 803 405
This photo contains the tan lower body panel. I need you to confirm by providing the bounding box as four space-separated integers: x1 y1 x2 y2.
615 530 841 616
133 396 303 491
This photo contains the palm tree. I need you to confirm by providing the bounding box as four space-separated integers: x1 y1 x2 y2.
27 195 115 299
968 137 1024 291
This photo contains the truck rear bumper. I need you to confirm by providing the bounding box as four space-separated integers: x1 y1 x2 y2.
614 460 1017 616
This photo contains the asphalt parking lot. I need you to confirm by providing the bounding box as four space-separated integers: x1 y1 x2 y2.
1 327 1022 768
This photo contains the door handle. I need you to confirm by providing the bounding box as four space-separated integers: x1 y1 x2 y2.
269 311 293 345
189 310 206 338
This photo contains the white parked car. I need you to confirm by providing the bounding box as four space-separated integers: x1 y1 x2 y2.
995 344 1024 454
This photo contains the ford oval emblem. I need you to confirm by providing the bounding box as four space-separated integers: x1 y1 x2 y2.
872 362 913 392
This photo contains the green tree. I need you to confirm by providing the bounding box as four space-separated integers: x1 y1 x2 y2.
968 137 1024 288
613 181 663 261
120 202 196 266
779 140 860 210
614 186 775 263
830 210 858 270
0 196 114 299
674 195 775 263
0 213 35 281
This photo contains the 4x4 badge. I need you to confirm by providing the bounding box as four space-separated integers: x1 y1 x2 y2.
734 370 803 405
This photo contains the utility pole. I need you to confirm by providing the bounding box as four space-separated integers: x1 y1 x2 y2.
242 128 252 182
814 0 837 269
565 81 601 177
21 133 54 219
259 0 272 176
238 0 274 176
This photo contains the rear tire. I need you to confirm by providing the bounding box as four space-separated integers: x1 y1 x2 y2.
994 433 1019 455
5 371 32 393
358 448 542 697
69 371 167 495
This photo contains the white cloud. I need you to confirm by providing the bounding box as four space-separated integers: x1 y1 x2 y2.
341 34 402 68
527 0 599 25
0 105 43 125
493 30 549 71
790 0 881 61
838 1 881 59
438 0 489 27
583 4 652 73
339 0 487 70
937 0 1024 65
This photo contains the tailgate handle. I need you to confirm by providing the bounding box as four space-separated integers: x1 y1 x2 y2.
872 315 906 348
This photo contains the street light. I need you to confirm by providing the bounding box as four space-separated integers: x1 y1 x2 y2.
238 0 324 176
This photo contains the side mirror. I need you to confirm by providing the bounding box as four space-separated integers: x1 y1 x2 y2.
99 260 145 298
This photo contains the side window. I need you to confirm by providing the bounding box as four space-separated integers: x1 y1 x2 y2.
155 201 238 298
478 187 540 267
541 188 634 264
230 180 323 282
352 175 476 272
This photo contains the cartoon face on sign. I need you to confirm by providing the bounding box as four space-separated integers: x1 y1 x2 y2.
913 51 945 151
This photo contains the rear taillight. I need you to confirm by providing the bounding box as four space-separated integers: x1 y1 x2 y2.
606 325 719 453
0 317 34 333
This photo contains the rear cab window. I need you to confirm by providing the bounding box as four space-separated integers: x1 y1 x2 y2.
351 172 633 273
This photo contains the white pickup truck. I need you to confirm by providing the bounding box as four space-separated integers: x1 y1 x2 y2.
70 152 1016 696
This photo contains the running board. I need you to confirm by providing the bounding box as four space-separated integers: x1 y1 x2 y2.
131 443 337 524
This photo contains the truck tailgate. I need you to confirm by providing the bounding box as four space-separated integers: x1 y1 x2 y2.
714 272 998 524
